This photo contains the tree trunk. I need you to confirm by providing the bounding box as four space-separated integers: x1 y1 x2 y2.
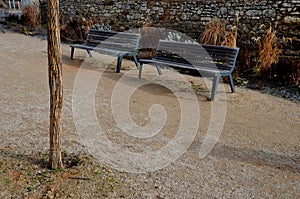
48 0 63 169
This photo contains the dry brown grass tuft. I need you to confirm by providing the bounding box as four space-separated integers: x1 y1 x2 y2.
199 15 239 48
199 19 227 46
222 25 238 48
60 19 95 43
138 20 159 59
254 25 282 76
23 5 40 29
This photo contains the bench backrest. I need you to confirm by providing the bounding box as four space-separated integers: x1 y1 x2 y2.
155 40 239 72
85 29 140 52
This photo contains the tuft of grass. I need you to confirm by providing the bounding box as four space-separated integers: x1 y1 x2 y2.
199 15 239 48
60 18 96 43
138 20 158 59
21 27 34 35
254 25 282 77
200 19 227 46
235 77 249 86
70 157 81 167
51 168 64 173
23 5 40 29
26 186 34 192
222 25 238 48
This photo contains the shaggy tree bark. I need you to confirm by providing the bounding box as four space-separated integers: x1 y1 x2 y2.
48 0 63 169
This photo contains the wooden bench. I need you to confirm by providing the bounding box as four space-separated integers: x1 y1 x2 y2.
70 29 141 73
139 40 239 101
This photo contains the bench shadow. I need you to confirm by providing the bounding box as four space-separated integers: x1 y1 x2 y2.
62 54 84 68
203 143 300 173
102 70 237 102
104 72 209 101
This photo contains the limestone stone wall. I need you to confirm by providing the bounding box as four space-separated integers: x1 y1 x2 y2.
56 0 299 56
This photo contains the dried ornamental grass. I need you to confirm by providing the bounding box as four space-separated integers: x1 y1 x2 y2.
200 19 227 46
138 20 158 59
222 26 238 48
254 25 282 76
60 18 95 43
23 5 40 29
200 16 238 48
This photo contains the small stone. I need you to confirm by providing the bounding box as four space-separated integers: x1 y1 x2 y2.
47 192 54 199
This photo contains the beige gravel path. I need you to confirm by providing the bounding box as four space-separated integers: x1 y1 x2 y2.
0 31 299 198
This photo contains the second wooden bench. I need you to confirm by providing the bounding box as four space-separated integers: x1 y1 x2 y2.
138 40 239 101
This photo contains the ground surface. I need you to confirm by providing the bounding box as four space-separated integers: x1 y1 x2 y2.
0 32 299 198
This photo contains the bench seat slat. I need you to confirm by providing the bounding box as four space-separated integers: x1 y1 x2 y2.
155 51 237 64
87 36 139 44
159 41 238 54
158 42 237 54
156 48 237 66
88 30 140 38
155 51 236 71
86 42 137 52
140 58 231 75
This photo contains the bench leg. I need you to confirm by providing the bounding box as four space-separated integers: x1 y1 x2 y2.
116 55 123 73
87 50 93 58
138 63 143 79
0 26 5 33
211 76 220 101
132 54 140 69
228 74 236 93
71 47 75 59
139 64 161 78
156 65 162 75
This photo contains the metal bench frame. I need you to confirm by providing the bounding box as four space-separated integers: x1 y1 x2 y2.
0 24 5 33
0 8 5 33
139 40 239 101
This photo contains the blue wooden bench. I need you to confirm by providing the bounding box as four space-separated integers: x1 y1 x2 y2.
139 40 239 101
70 29 141 73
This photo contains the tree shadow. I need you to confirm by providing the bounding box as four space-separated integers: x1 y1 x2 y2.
0 149 49 169
0 148 88 170
98 69 214 102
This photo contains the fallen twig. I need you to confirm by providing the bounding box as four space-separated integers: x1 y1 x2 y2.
68 176 91 181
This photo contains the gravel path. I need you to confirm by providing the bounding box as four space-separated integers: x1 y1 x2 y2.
0 31 299 198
